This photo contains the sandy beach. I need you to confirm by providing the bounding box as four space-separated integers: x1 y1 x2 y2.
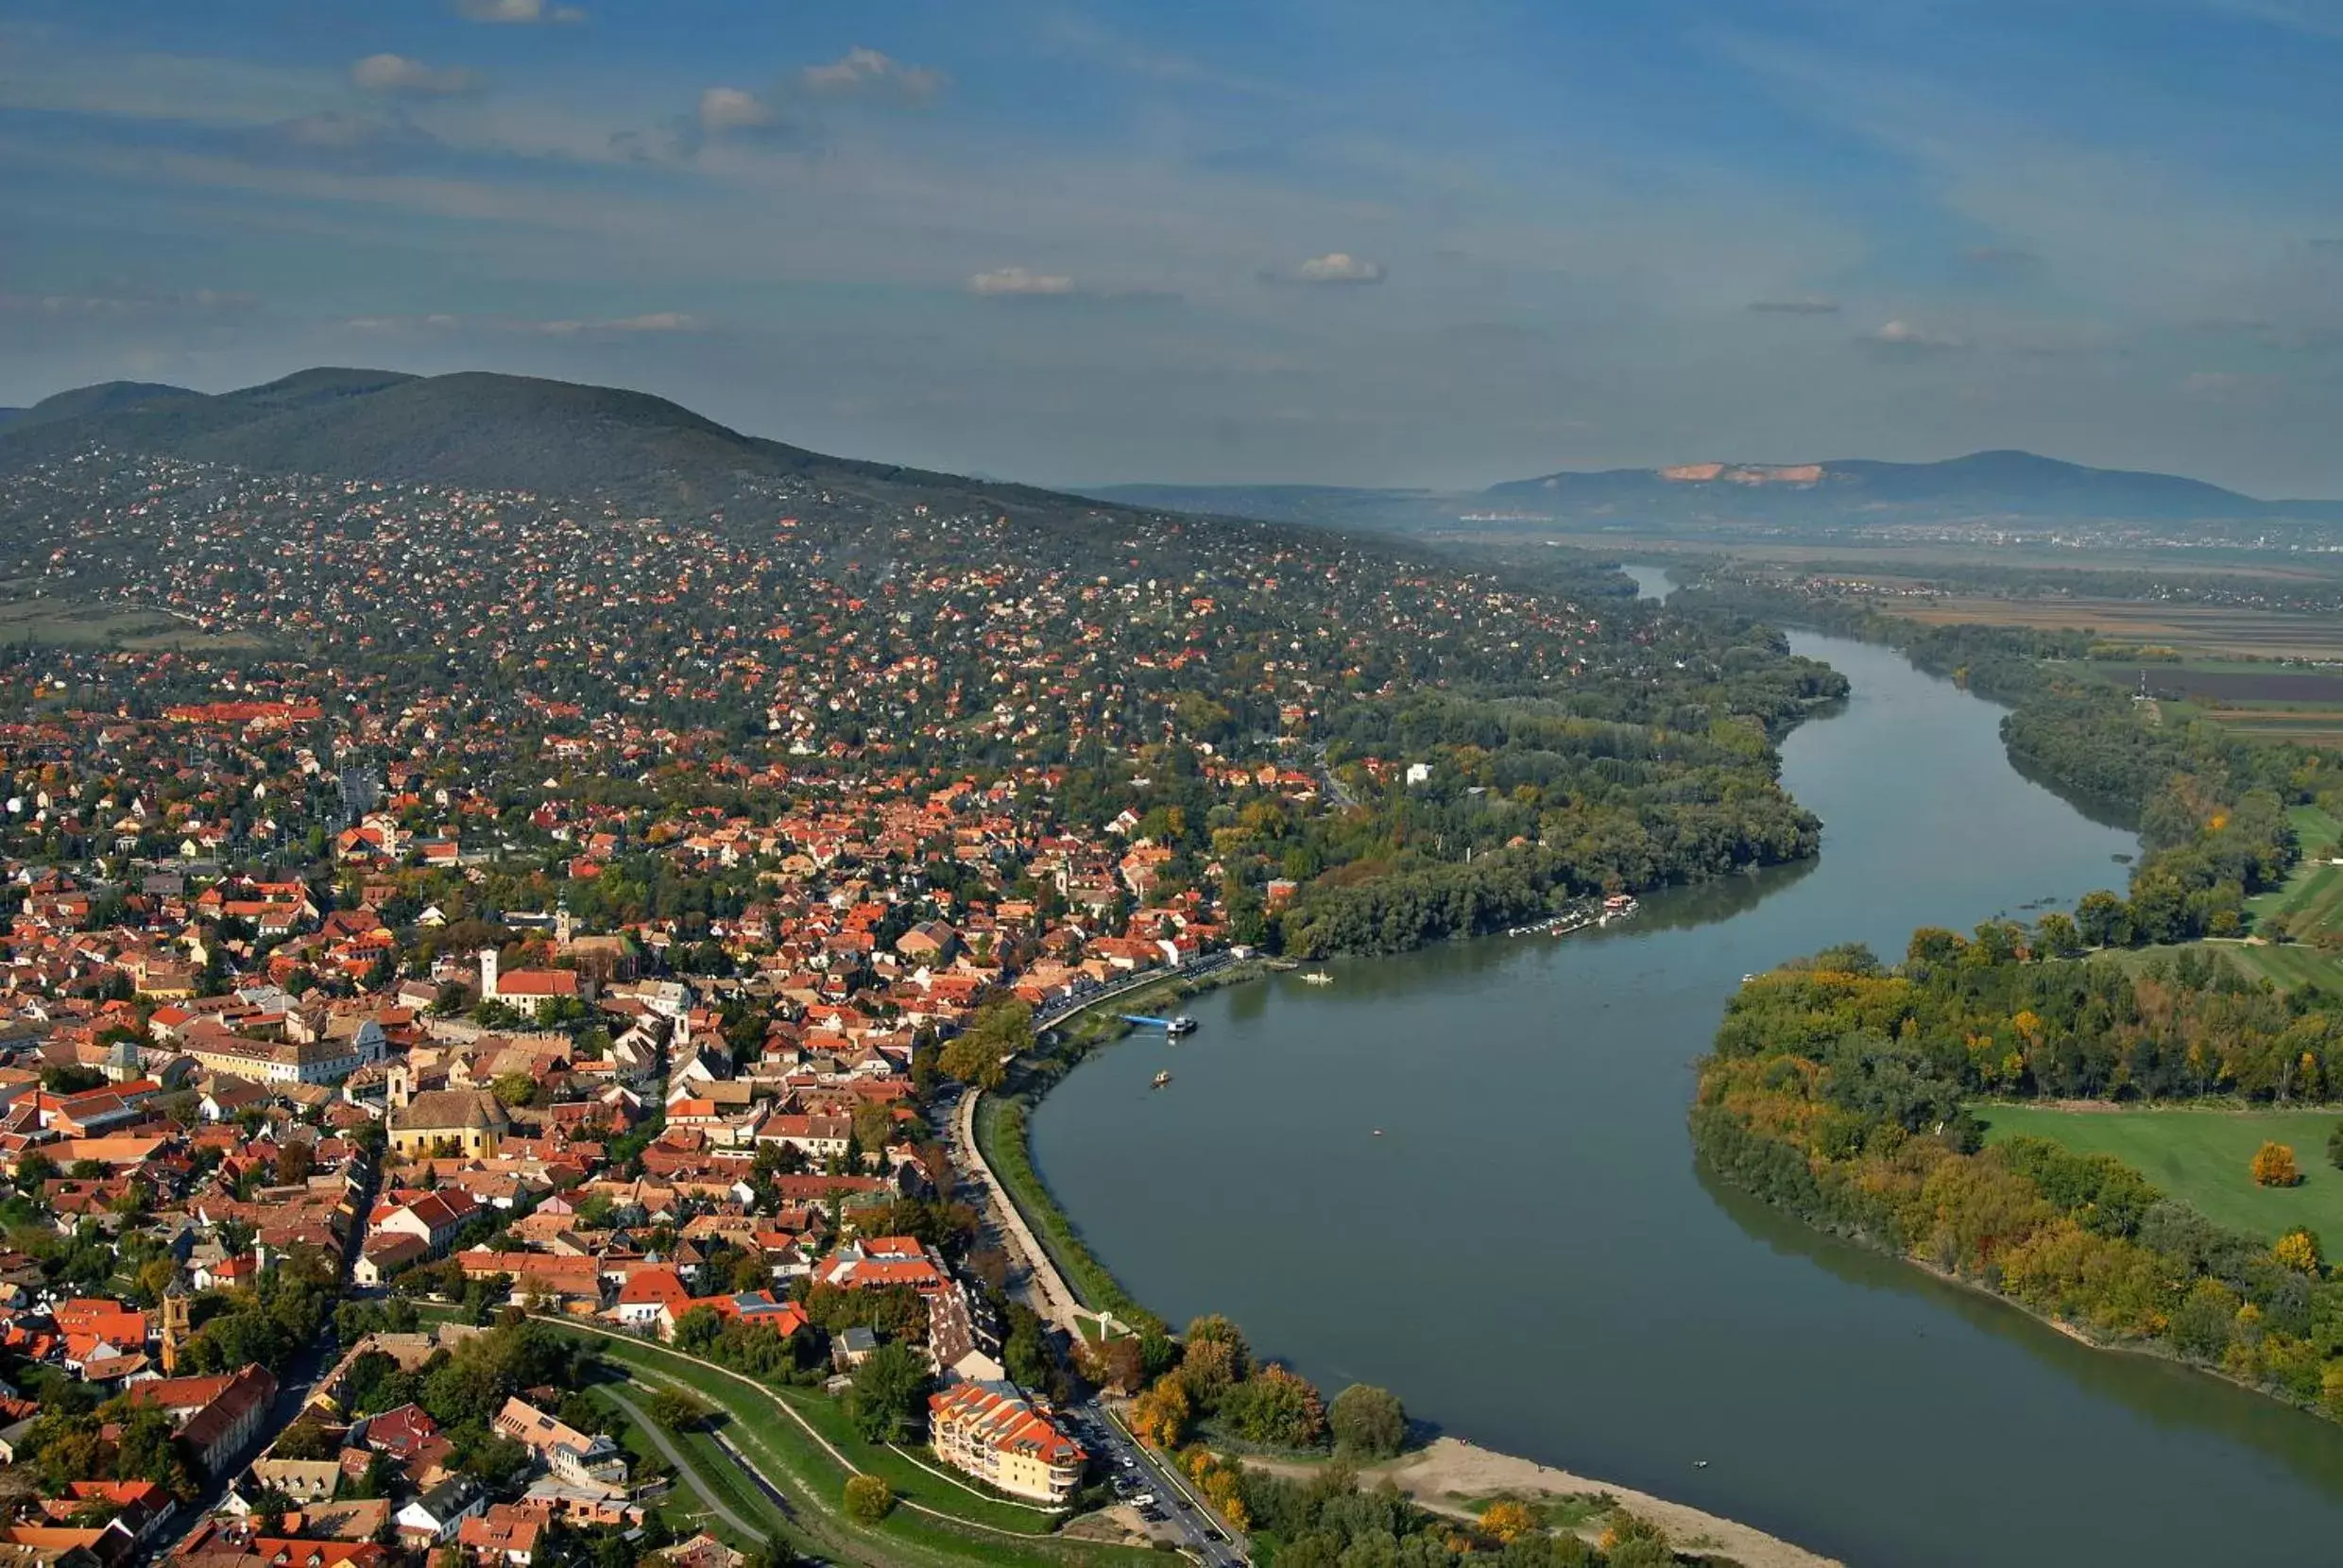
1247 1436 1844 1568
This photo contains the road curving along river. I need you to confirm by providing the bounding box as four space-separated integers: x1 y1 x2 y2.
1030 577 2343 1568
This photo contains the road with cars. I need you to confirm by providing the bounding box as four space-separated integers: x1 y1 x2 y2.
1066 1401 1245 1568
940 1080 1248 1566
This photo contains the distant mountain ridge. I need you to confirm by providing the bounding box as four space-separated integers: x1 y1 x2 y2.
1484 448 2343 524
9 368 2338 537
1097 450 2343 534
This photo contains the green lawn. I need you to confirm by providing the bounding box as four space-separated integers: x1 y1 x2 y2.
1982 1103 2343 1241
616 1405 780 1548
546 1321 1152 1568
2112 939 2343 995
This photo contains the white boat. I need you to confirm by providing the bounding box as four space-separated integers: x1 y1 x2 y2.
1301 971 1334 986
1152 1070 1172 1089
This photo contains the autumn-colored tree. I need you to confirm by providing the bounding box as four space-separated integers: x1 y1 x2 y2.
2253 1141 2301 1187
937 1032 1006 1090
1184 1314 1251 1362
2275 1228 2324 1273
1329 1383 1407 1458
1174 1334 1244 1409
1128 1375 1192 1450
1481 1501 1536 1543
1219 1362 1326 1449
843 1474 894 1523
1600 1511 1668 1553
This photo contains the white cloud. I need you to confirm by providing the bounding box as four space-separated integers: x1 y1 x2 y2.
537 311 699 333
1288 252 1386 284
698 86 778 136
801 47 946 101
1869 318 1966 350
351 54 484 99
454 0 584 22
968 266 1077 297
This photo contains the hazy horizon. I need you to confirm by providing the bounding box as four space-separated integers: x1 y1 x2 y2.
6 1 2342 494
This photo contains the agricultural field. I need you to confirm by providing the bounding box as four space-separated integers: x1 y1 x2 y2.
2068 662 2343 750
1887 596 2343 661
1982 1103 2343 1241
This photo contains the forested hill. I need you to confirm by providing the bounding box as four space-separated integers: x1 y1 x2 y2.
0 366 1184 530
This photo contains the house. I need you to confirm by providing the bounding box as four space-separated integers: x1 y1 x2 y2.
928 1380 1087 1503
248 1458 339 1504
656 1534 744 1568
371 1190 483 1254
55 1480 172 1543
814 1235 949 1295
123 1364 277 1474
353 1231 430 1287
395 1477 487 1545
167 1526 391 1567
387 1088 507 1160
611 1265 693 1334
456 1503 546 1567
491 1397 628 1488
701 1290 808 1340
478 951 583 1021
355 1402 446 1474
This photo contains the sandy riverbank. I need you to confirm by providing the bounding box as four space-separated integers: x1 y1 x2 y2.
1246 1437 1842 1568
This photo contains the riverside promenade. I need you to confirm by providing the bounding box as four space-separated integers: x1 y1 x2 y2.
951 952 1233 1334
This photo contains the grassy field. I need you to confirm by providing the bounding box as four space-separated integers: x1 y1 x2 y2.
0 588 262 651
2112 940 2343 995
546 1321 1152 1568
2097 807 2343 992
973 1094 1146 1326
1982 1103 2343 1240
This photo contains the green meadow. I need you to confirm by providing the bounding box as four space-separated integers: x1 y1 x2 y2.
1983 1103 2343 1242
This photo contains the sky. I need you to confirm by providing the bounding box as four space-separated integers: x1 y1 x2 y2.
4 0 2343 495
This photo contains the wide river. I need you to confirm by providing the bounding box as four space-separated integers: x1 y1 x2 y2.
1032 573 2343 1567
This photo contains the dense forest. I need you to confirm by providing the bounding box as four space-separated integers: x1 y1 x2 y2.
1694 936 2343 1416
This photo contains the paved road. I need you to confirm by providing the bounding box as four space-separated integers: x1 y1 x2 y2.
1069 1401 1245 1568
601 1385 774 1543
943 1078 1250 1564
950 1087 1085 1332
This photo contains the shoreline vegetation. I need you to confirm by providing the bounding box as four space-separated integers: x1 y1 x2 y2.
984 965 1842 1566
1687 577 2343 1435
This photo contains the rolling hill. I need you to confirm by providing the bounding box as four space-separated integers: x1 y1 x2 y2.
0 367 1154 528
13 367 2339 543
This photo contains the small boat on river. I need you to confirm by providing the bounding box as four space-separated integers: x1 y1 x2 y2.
1152 1070 1172 1089
1301 971 1334 985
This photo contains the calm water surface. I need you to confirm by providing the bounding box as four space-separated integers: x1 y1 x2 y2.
1032 571 2343 1567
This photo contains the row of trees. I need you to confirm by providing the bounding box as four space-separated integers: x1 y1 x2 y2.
1125 1315 1407 1459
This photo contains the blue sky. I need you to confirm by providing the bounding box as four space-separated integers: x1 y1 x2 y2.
4 0 2342 492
